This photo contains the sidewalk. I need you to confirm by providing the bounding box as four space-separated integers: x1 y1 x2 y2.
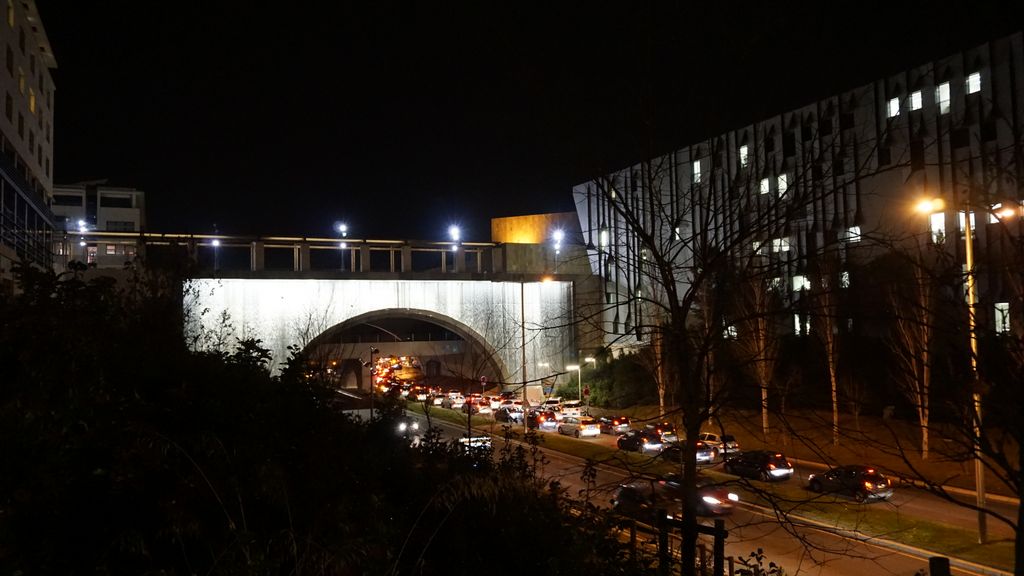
590 405 1019 503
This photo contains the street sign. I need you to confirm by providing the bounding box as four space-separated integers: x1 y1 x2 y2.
480 376 487 384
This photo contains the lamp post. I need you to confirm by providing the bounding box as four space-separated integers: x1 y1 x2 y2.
552 229 564 272
211 238 221 271
917 197 987 543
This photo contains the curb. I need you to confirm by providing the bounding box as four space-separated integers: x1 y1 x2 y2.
788 458 1020 506
744 502 1013 576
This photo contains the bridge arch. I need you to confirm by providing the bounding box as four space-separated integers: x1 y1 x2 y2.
306 308 509 386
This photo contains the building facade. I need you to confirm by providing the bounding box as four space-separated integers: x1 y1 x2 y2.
573 32 1024 349
0 0 55 292
51 181 146 269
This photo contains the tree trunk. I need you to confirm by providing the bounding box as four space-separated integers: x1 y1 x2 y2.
761 380 770 443
829 360 839 447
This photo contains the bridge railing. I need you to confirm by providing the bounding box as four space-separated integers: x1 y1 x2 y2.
57 230 518 275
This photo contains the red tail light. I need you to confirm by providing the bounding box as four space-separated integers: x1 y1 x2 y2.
768 463 776 470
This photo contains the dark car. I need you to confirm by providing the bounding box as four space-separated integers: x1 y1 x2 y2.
611 474 739 522
724 450 794 481
598 415 631 435
395 415 422 446
659 440 717 464
808 465 893 501
659 472 740 515
645 421 679 443
527 409 558 430
616 429 664 453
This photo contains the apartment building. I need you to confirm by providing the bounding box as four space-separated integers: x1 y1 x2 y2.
51 181 146 269
573 32 1023 348
0 0 55 292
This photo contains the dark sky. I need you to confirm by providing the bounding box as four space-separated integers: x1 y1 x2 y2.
36 1 1023 241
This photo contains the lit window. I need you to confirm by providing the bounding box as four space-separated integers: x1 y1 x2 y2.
759 177 770 195
994 302 1010 334
739 145 749 168
910 90 922 111
887 97 900 118
771 238 790 252
769 277 783 290
752 240 763 254
6 0 13 27
777 173 788 197
674 226 681 241
966 72 981 94
841 271 850 288
599 228 609 248
692 160 701 184
989 203 1015 222
846 226 861 243
958 210 976 238
792 275 810 291
105 244 117 255
27 86 34 113
724 324 738 339
930 212 946 243
17 67 24 93
794 314 810 335
936 82 950 114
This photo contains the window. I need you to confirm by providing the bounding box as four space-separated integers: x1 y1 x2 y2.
994 302 1010 334
841 271 850 288
599 228 609 248
966 72 981 94
777 173 789 196
846 225 862 242
16 111 22 137
936 82 950 114
759 177 770 195
723 324 738 339
17 25 24 53
87 246 97 264
17 67 24 93
4 91 10 121
887 97 900 118
771 237 790 252
792 275 810 291
930 212 945 243
27 86 34 113
770 277 783 290
6 0 13 27
739 145 749 168
958 210 976 238
794 314 810 335
910 90 922 110
692 160 701 184
5 46 11 75
53 194 82 206
105 244 117 255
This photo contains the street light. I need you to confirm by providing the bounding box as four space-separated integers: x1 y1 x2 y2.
336 222 349 269
449 224 461 251
211 238 221 271
917 196 987 543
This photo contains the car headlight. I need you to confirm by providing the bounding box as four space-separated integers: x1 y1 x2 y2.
412 422 419 430
702 496 721 505
398 423 408 432
727 493 739 502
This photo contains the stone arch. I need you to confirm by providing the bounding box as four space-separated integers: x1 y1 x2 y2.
305 308 510 385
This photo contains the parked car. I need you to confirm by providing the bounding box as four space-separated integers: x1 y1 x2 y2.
660 440 717 464
659 472 739 515
557 416 600 438
645 422 679 443
527 410 559 430
598 415 631 435
808 465 893 501
616 429 664 453
724 450 793 481
697 432 740 457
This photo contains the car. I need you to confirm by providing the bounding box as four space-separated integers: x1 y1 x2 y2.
394 415 422 446
598 415 631 435
495 406 524 423
447 389 462 399
645 422 679 443
557 416 600 438
697 432 740 457
462 399 492 415
430 394 445 406
659 440 717 464
458 435 492 453
659 472 740 515
442 394 465 410
410 386 429 401
724 450 794 481
560 400 584 418
807 465 894 502
486 395 503 410
527 409 559 430
542 397 563 412
616 429 664 453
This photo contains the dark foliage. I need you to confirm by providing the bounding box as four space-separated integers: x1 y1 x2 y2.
0 263 652 575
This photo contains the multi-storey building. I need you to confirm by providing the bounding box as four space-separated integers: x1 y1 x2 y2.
0 0 55 292
573 32 1023 350
51 181 146 269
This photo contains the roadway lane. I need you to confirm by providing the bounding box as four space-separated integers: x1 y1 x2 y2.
416 412 1011 576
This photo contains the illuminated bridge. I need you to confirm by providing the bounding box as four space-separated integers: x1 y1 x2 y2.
65 230 598 396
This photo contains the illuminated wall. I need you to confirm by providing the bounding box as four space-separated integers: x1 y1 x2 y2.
186 278 575 385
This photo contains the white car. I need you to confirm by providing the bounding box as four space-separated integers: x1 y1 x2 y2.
561 400 583 418
557 416 601 438
443 395 465 409
698 432 740 456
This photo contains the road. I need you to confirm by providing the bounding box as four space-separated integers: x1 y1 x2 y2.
412 411 1013 576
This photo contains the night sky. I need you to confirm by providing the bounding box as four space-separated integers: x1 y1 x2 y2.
36 1 1023 241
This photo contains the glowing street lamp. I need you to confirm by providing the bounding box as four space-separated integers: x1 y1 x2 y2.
449 224 461 252
336 222 349 269
552 229 564 255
